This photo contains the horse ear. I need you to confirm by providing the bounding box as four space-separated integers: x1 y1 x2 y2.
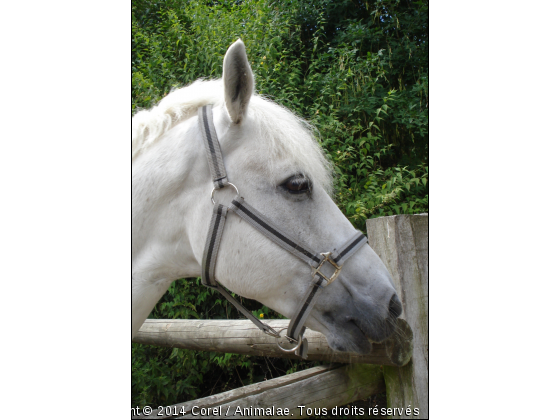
223 39 254 124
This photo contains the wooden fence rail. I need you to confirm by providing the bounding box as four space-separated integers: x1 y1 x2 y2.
133 318 413 367
132 364 385 419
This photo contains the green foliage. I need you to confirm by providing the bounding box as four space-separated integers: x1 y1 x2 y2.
132 0 428 407
132 279 318 407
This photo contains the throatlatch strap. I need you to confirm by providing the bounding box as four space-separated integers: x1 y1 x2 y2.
201 204 228 287
213 283 279 337
198 105 228 189
230 198 322 267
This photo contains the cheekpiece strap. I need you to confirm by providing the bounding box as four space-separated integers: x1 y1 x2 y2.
198 105 229 189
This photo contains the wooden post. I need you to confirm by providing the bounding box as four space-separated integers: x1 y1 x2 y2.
132 364 385 419
133 318 413 367
367 214 428 419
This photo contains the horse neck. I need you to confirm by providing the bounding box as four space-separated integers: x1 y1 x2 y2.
132 117 208 335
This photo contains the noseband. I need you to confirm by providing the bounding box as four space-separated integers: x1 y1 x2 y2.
198 105 367 358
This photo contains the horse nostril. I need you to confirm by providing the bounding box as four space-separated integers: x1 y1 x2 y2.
388 294 402 318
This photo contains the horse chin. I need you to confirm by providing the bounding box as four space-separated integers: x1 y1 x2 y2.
325 321 372 354
324 316 399 355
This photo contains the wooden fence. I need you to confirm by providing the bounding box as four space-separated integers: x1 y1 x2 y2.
132 214 428 419
133 318 412 367
132 364 385 419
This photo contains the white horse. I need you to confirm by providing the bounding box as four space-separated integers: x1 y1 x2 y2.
132 39 402 354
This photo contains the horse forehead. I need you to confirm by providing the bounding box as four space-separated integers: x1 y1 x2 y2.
227 146 300 184
218 125 302 173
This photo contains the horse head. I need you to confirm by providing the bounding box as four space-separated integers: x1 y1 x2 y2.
132 39 402 354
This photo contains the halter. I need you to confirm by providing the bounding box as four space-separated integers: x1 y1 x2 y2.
198 105 367 358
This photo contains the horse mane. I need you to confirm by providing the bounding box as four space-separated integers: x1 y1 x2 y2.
132 79 222 161
132 79 333 195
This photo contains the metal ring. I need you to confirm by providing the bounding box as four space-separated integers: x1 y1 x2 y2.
275 328 303 353
211 182 239 205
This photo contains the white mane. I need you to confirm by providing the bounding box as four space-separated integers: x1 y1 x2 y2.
132 79 333 195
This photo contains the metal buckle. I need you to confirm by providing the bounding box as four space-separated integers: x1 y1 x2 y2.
211 182 239 205
312 252 342 286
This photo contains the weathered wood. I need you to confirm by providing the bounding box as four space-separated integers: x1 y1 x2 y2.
367 214 428 419
132 364 385 419
133 318 412 367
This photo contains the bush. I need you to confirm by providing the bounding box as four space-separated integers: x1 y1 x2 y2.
132 0 428 407
132 279 318 407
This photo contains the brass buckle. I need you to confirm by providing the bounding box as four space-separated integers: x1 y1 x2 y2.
313 252 342 286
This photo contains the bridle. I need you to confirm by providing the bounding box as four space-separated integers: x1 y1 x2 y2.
198 105 367 358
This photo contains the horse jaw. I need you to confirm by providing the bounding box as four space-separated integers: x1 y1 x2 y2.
211 172 403 353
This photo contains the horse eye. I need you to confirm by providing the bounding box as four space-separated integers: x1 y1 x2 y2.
283 176 311 194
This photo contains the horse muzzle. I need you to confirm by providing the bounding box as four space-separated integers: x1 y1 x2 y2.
314 290 403 354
